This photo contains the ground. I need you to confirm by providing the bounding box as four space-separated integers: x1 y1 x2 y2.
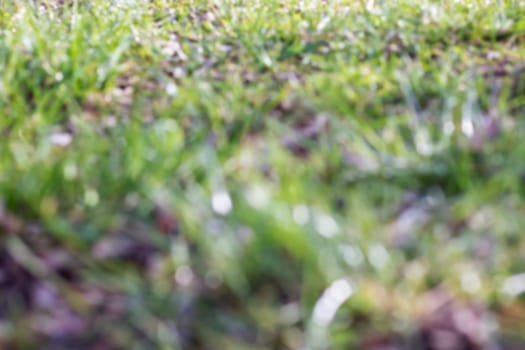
1 0 525 349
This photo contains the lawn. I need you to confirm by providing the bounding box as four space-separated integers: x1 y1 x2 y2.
1 0 525 348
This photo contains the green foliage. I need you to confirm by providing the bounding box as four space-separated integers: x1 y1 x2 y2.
1 0 525 348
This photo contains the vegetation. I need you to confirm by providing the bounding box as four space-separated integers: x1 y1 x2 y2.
1 0 525 348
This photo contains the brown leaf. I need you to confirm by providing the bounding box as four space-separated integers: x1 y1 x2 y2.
281 114 329 158
153 205 179 235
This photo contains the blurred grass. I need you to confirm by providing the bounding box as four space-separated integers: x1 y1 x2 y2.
1 0 525 348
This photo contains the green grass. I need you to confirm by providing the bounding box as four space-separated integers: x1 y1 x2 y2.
1 0 525 348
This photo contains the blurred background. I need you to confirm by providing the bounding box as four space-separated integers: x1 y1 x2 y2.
1 0 525 349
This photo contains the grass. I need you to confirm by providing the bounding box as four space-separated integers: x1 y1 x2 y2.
1 0 525 348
